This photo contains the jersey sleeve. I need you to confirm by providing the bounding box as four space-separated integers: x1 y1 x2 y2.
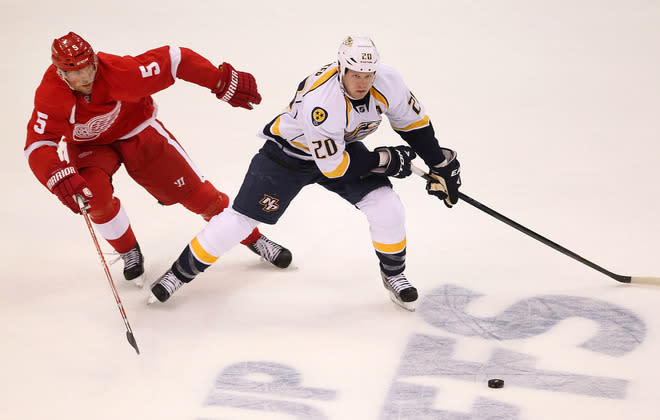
380 66 446 166
99 48 174 100
175 47 223 90
24 69 75 185
101 46 221 101
381 66 430 132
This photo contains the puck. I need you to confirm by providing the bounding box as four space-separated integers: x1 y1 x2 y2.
488 379 504 388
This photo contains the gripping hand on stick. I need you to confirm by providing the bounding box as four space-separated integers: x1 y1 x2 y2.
46 164 92 214
372 145 417 178
427 148 461 208
212 62 262 110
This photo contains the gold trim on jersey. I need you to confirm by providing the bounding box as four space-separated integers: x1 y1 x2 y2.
322 150 350 178
272 114 283 136
393 114 430 132
373 237 407 254
190 237 219 264
344 96 352 126
369 86 389 110
291 140 310 151
307 67 339 95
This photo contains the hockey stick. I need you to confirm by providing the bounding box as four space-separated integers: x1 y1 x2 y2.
411 164 660 285
76 195 141 354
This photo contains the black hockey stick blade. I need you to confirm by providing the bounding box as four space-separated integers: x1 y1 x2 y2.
126 331 140 355
411 164 660 285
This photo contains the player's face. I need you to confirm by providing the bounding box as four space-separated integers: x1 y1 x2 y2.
59 63 97 94
342 69 375 99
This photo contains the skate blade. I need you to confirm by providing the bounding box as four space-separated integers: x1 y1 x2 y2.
133 273 146 289
146 293 158 305
388 291 416 312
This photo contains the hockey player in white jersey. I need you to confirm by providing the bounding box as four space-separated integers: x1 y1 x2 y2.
149 36 461 311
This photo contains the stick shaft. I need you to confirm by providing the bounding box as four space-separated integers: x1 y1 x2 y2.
455 191 630 283
77 197 140 354
411 164 649 284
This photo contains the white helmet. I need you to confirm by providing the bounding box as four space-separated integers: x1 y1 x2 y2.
337 36 380 83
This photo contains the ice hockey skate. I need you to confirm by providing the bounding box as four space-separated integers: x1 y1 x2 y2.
148 269 183 304
120 243 145 288
247 234 292 268
381 271 418 311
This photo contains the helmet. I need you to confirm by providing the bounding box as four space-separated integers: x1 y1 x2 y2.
51 32 95 71
337 36 380 82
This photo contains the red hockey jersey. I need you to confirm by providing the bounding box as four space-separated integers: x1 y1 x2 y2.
25 45 222 186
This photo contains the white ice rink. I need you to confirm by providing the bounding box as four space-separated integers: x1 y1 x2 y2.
2 1 659 419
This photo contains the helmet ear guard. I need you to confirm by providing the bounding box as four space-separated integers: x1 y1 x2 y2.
337 36 380 84
51 31 96 71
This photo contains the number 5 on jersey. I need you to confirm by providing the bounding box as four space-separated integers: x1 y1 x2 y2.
139 62 160 78
34 112 48 134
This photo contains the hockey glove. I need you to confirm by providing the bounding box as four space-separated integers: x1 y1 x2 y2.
46 164 92 214
372 146 417 178
427 148 461 208
212 62 262 110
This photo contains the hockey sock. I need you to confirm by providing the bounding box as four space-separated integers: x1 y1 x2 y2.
376 248 406 276
240 227 261 246
106 229 137 254
90 199 136 254
171 242 214 283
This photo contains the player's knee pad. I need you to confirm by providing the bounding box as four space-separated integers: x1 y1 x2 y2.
181 180 229 221
357 186 406 233
79 167 116 221
197 207 260 257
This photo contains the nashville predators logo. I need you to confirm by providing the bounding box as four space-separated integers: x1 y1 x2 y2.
259 194 280 212
311 107 327 126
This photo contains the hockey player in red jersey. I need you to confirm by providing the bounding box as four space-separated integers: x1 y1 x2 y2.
25 32 292 285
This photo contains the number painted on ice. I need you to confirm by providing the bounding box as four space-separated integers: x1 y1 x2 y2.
139 62 160 78
418 284 645 356
205 361 337 418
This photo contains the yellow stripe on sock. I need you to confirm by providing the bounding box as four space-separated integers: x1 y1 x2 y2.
190 237 218 264
373 238 407 254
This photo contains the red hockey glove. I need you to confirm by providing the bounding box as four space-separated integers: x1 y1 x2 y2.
46 164 93 214
212 62 262 110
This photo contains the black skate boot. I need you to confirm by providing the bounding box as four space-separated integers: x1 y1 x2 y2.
381 271 418 311
120 243 145 286
148 270 184 304
247 234 292 268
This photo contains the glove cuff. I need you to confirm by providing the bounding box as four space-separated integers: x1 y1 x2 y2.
433 148 457 169
375 147 391 168
46 166 77 191
213 62 239 102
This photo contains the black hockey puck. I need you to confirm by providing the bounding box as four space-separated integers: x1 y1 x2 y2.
488 379 504 388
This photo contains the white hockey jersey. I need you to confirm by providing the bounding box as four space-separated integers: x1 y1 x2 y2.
258 63 430 178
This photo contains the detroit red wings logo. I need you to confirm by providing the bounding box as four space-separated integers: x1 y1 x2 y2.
73 102 121 141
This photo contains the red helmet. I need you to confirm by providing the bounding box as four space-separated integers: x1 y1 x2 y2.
51 32 95 71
